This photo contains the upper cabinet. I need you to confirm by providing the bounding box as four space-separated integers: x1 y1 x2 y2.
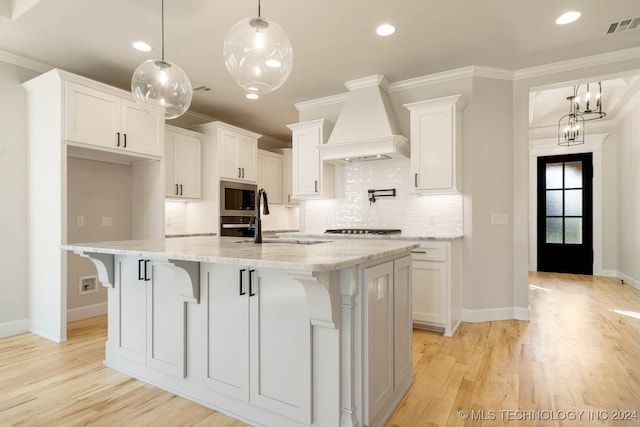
195 122 260 184
65 82 163 158
287 119 335 199
257 149 283 204
404 95 465 194
165 125 202 200
273 148 297 205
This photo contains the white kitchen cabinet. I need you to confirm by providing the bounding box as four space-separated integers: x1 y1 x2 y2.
404 95 465 194
111 255 186 378
23 69 165 343
411 240 461 336
165 125 202 199
204 264 311 423
66 82 163 158
257 149 283 204
218 127 258 183
287 119 335 199
273 148 297 205
363 255 412 427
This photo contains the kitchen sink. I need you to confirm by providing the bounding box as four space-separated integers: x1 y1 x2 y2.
235 238 331 245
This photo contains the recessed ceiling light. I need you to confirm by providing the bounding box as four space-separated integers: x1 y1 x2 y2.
376 24 396 36
556 11 581 25
246 93 259 100
132 41 152 52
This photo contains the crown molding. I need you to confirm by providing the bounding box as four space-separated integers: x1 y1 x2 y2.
514 47 640 81
344 75 391 92
294 92 349 111
0 49 51 73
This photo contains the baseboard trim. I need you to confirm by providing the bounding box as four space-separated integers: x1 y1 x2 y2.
67 302 108 322
618 272 640 292
0 318 29 339
598 269 618 278
462 306 530 323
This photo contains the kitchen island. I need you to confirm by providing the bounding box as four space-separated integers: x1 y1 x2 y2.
62 236 416 427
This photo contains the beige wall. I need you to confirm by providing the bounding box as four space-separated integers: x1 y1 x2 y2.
66 157 132 311
0 62 38 336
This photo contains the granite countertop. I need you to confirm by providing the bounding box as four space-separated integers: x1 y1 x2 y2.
276 232 463 241
62 235 417 272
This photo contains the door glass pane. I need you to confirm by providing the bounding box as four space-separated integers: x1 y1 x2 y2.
546 163 563 189
546 190 563 216
565 161 583 188
546 218 563 243
565 190 583 216
565 218 583 244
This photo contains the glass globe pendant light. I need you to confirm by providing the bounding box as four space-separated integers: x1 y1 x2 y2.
131 0 193 119
223 0 293 95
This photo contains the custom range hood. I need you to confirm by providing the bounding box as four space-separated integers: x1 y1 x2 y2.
319 75 409 163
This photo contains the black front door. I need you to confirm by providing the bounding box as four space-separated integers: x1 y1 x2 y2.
537 153 593 275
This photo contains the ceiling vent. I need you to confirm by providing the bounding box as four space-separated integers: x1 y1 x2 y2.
606 16 640 34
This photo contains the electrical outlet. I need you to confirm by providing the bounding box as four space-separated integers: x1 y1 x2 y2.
101 216 112 227
491 214 509 225
76 215 84 227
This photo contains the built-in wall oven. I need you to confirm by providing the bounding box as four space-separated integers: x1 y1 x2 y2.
220 180 257 237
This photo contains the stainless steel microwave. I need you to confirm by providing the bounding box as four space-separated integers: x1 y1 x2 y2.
220 180 257 216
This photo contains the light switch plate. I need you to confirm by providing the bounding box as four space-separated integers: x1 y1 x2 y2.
76 215 84 227
101 216 112 227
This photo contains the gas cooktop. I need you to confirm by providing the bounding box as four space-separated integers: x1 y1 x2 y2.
324 228 402 235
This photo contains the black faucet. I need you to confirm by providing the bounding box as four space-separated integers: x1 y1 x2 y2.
251 188 269 243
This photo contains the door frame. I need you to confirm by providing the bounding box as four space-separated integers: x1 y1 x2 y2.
528 132 609 275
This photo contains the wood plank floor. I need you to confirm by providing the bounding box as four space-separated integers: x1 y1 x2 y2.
1 272 638 426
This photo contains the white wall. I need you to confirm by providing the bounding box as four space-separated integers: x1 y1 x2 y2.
0 61 38 338
66 157 132 317
616 98 640 286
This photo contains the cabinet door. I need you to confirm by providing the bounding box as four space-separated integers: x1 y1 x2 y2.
175 134 201 199
219 129 241 180
65 82 120 149
249 268 311 423
412 105 453 190
292 127 321 197
115 256 147 364
165 132 178 197
147 261 187 378
205 264 250 402
412 259 447 325
239 136 257 182
120 99 163 157
364 261 395 426
393 256 412 389
257 151 283 204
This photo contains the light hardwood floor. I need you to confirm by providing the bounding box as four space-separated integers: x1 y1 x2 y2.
1 273 638 426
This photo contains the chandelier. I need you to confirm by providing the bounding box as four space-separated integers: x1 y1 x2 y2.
131 0 193 120
557 81 606 146
223 0 293 97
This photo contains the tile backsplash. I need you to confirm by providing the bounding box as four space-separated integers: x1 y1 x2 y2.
302 158 463 236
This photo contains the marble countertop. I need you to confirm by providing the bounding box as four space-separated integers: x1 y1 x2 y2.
62 236 417 272
276 232 463 241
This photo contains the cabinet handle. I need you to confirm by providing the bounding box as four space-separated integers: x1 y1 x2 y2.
288 194 291 203
144 260 151 281
175 184 179 195
249 269 256 296
241 168 245 178
123 133 127 148
239 268 246 295
116 132 121 147
314 180 318 193
179 184 183 195
138 259 144 280
414 173 418 187
411 250 426 254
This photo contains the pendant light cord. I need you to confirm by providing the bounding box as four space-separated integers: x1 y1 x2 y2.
161 0 165 61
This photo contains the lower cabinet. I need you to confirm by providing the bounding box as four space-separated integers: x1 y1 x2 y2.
363 255 412 426
112 255 186 377
203 264 312 424
411 240 461 336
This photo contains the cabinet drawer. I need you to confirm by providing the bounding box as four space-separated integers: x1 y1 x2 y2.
411 244 446 261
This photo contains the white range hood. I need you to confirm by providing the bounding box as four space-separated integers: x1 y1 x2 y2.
319 75 409 163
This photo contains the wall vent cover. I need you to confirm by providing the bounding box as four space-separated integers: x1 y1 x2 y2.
606 16 640 34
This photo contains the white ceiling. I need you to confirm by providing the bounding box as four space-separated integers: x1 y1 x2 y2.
1 0 639 145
